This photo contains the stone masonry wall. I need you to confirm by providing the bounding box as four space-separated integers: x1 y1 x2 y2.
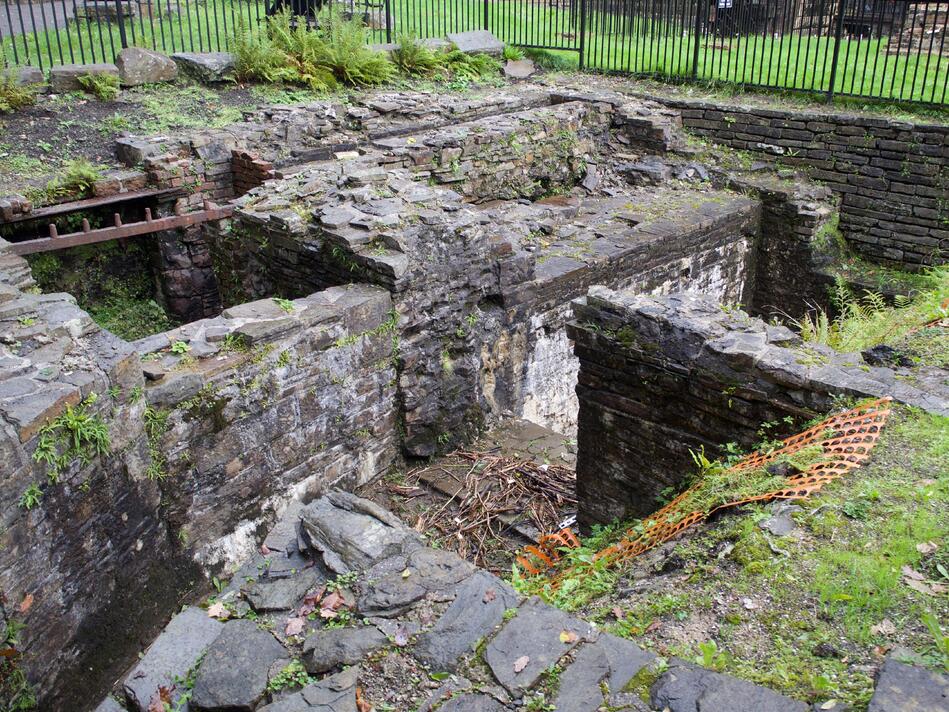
133 284 400 570
652 96 949 269
568 288 949 527
0 232 400 707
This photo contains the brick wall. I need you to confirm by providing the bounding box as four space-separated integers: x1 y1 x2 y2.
652 96 949 269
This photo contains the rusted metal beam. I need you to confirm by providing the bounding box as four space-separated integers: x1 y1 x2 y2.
4 188 185 225
9 203 235 256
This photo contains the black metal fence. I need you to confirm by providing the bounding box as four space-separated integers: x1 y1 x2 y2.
2 0 947 104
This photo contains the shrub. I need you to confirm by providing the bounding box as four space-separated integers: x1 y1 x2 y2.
392 34 443 77
438 47 502 81
233 10 393 90
51 158 102 198
503 44 525 61
0 70 37 113
76 72 120 100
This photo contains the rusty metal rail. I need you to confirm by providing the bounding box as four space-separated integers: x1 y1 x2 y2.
9 202 235 256
4 188 184 225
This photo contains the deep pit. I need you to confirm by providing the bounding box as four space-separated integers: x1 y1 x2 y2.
0 71 947 712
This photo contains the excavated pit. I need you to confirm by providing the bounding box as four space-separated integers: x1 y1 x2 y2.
7 78 946 710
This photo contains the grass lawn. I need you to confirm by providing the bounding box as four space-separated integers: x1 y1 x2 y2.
2 0 947 104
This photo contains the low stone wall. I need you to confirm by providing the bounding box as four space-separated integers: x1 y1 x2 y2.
651 95 949 269
134 284 400 569
568 288 949 527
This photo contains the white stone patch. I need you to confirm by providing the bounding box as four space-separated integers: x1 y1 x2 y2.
520 311 579 438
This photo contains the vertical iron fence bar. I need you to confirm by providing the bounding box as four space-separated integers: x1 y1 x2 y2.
920 0 939 103
26 0 46 68
114 0 128 51
826 0 846 100
14 0 32 67
908 1 930 101
3 0 21 66
384 0 391 41
578 0 585 68
932 1 948 103
691 0 700 77
898 2 920 100
36 0 57 66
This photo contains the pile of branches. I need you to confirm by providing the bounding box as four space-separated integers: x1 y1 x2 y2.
413 452 575 570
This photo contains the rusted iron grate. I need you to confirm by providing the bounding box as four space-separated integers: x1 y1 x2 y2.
517 398 892 577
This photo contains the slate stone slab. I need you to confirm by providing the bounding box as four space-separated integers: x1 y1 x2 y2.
554 633 655 712
867 656 949 711
191 620 287 711
503 59 536 79
356 547 474 617
301 666 360 710
116 47 177 86
123 606 224 712
438 694 506 711
414 571 519 670
300 491 423 574
171 52 235 82
484 597 592 694
49 63 118 92
650 659 808 712
94 696 127 712
246 568 322 612
302 626 387 674
446 30 504 55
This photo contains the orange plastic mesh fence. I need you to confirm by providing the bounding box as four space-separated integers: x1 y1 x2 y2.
516 398 892 577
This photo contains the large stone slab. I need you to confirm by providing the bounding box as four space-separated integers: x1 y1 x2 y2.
49 62 118 92
867 656 949 711
300 491 423 574
302 626 387 674
356 547 474 617
446 30 504 55
116 47 177 86
191 619 287 711
414 571 520 670
171 52 235 82
553 633 655 712
650 659 808 712
484 597 592 694
439 694 506 711
259 666 360 712
122 606 224 712
246 567 323 612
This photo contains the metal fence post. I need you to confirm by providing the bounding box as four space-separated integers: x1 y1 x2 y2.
691 0 703 78
578 0 587 70
826 0 847 102
384 0 392 43
483 0 488 32
114 0 129 49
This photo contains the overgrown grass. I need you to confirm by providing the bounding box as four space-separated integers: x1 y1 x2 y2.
796 266 948 355
0 70 37 113
532 405 948 709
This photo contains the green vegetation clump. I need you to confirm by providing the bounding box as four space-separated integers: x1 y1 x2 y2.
76 72 121 100
392 34 444 77
233 10 394 90
267 660 313 692
0 619 37 710
797 267 948 355
0 70 37 113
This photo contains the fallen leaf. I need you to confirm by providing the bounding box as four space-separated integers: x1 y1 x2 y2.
19 594 33 614
513 655 530 673
483 588 497 603
285 617 306 636
147 686 173 712
820 700 838 710
559 630 578 644
870 618 896 636
905 578 937 595
206 602 228 619
299 586 327 617
645 620 662 634
401 568 412 579
916 541 939 555
260 544 271 555
901 565 926 581
612 606 624 620
320 590 346 618
393 626 411 647
355 686 372 712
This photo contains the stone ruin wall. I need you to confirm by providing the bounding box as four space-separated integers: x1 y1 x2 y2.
0 240 400 705
651 95 949 269
1 82 912 707
568 288 949 527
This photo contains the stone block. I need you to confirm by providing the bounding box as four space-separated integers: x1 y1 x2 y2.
49 63 118 93
171 52 235 82
116 47 177 86
446 30 504 55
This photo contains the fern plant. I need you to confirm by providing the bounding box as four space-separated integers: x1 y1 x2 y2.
392 34 443 77
77 72 120 100
0 70 37 113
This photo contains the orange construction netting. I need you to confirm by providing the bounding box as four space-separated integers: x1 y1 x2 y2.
516 398 892 577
